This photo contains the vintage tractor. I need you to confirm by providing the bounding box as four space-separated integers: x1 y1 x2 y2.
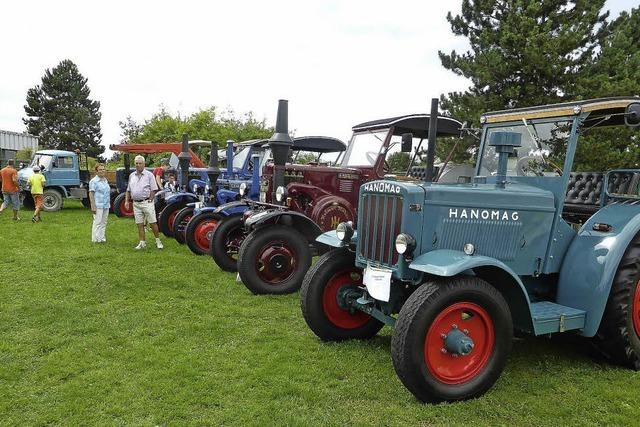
166 137 273 243
300 97 640 403
202 135 346 264
234 102 462 294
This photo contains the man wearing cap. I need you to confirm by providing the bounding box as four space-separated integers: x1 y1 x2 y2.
0 159 21 220
27 166 46 222
124 155 163 250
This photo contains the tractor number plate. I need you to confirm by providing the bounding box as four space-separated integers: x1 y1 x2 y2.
363 265 391 302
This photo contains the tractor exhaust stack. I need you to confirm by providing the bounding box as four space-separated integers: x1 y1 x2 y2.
178 133 192 191
425 98 439 183
268 99 294 204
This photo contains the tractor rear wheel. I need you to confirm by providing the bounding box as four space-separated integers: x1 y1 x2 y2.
113 193 133 217
593 236 640 369
22 193 34 209
237 225 311 295
158 202 185 238
173 206 194 245
300 247 384 341
185 212 220 255
210 215 245 272
391 276 512 403
42 189 63 212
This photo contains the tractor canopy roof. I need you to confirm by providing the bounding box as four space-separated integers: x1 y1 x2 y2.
351 114 462 138
292 136 346 153
35 149 76 157
482 96 640 126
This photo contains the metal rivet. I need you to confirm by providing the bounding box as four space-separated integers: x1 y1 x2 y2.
441 333 447 339
463 329 469 334
441 348 447 354
452 324 458 329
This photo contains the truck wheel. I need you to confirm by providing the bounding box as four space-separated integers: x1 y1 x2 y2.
593 236 640 369
158 202 185 238
300 247 384 341
237 225 311 295
22 193 35 209
42 189 63 212
210 215 245 272
391 276 512 403
113 193 133 217
185 212 219 255
173 206 194 245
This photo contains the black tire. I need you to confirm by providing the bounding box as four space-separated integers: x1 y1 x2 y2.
113 192 133 217
185 212 220 255
237 225 311 295
158 202 186 238
210 215 245 272
22 193 34 209
391 276 512 403
300 247 384 341
173 206 194 245
593 235 640 369
42 189 63 212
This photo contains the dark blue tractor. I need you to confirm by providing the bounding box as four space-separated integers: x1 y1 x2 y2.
184 136 346 257
158 138 269 239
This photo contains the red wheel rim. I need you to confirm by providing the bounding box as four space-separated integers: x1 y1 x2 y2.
256 241 296 285
167 209 179 233
633 280 640 337
424 302 495 385
322 269 370 329
120 198 133 217
194 219 218 252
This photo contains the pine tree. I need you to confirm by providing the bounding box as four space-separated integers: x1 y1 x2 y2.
437 1 608 163
23 60 103 158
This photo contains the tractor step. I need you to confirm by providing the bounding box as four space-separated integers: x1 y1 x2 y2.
530 301 586 335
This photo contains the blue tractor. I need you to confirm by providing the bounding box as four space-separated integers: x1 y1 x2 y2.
158 138 268 239
301 97 640 403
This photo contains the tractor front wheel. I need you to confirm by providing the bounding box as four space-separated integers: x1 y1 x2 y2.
391 276 512 403
237 225 310 295
158 202 185 238
593 236 640 369
300 247 384 341
210 215 245 272
185 212 219 255
113 193 133 218
173 206 194 245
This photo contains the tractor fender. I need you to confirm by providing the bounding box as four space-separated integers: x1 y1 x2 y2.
409 249 535 334
165 192 199 206
316 229 358 248
214 202 248 217
216 189 239 205
247 210 324 246
309 195 356 231
556 205 640 337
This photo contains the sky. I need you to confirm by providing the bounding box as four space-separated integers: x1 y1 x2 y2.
0 0 636 156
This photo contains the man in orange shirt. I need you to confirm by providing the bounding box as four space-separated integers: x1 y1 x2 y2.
0 159 21 220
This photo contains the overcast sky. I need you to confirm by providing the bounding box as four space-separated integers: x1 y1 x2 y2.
0 0 636 155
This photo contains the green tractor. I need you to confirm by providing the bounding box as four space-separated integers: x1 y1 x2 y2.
301 97 640 402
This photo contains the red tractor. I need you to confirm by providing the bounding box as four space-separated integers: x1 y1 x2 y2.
230 102 462 294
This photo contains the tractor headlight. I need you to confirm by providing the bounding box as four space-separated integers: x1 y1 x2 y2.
336 221 354 242
395 233 416 255
239 182 247 197
275 186 287 203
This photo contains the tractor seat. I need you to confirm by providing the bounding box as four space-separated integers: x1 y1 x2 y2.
407 165 441 180
563 172 604 219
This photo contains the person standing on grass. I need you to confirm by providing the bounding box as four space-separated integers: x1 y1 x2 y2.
153 158 169 189
0 159 21 221
27 166 46 222
89 163 111 243
124 155 163 250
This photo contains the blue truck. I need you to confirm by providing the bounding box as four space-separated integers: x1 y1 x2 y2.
301 97 640 403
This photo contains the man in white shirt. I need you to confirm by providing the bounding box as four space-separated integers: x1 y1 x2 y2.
124 155 164 249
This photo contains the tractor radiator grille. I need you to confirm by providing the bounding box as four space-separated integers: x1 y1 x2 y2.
359 194 403 267
338 179 354 193
438 219 522 260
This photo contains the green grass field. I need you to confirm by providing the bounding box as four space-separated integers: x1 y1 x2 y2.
1 201 640 426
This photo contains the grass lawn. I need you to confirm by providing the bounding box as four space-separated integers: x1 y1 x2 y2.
1 201 640 426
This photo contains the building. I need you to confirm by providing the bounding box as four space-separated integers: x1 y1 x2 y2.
0 130 38 165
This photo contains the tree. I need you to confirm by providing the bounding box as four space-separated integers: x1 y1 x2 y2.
438 0 608 163
23 60 103 159
387 151 411 173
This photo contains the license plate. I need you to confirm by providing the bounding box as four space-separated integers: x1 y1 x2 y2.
363 265 392 302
